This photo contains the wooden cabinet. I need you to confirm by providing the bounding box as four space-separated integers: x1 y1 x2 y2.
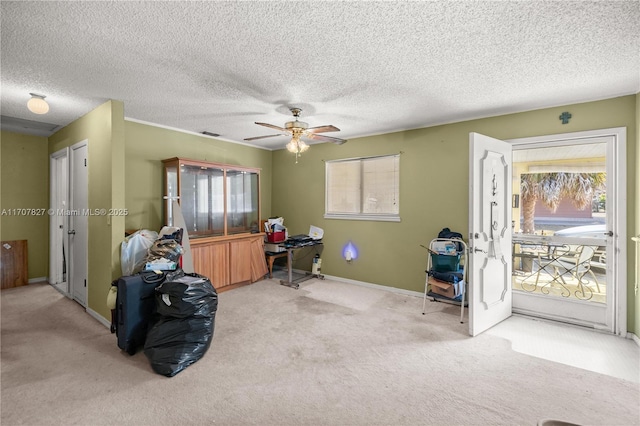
162 157 266 292
192 240 229 289
229 239 252 284
191 233 267 292
249 237 269 282
1 240 28 289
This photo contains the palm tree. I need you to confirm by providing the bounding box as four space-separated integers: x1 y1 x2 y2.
520 172 606 234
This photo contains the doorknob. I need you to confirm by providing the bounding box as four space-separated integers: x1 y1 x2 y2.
474 248 487 254
68 230 76 235
604 231 613 237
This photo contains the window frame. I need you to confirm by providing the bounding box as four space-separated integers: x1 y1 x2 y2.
324 154 400 222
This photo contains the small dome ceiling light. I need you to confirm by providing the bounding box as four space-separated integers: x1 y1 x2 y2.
27 93 49 114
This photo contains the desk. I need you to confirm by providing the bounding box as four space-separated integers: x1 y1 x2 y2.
279 241 324 289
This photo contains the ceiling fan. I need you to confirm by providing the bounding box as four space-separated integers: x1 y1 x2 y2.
244 107 347 146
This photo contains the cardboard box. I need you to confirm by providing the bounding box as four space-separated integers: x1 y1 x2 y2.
428 277 456 299
267 231 286 243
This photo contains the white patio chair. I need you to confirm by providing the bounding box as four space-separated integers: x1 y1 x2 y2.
549 245 600 298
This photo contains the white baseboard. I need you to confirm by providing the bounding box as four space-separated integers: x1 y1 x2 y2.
28 277 47 283
49 284 71 298
320 275 640 342
43 282 110 329
86 307 111 329
321 274 424 298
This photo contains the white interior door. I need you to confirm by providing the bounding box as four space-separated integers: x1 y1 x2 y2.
49 148 69 294
69 141 88 307
468 132 513 336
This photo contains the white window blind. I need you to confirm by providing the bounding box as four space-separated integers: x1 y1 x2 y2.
325 154 400 222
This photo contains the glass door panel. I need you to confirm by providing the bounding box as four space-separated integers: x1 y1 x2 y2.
180 164 224 237
511 137 612 328
226 170 259 235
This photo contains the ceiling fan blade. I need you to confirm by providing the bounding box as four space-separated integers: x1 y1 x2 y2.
244 134 286 141
255 122 289 132
306 125 340 134
304 132 347 145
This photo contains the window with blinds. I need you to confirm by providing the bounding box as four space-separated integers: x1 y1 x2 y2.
325 154 400 222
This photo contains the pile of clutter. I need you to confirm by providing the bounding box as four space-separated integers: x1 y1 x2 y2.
108 226 218 377
120 226 184 275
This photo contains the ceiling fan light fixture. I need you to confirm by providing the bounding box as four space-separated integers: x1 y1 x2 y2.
27 93 49 114
245 107 346 163
287 132 309 163
286 139 298 153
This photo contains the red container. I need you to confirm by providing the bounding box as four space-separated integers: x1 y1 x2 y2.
267 231 286 243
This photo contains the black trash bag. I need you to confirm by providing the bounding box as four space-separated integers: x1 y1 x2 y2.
144 316 214 377
144 271 218 377
437 228 465 251
154 270 218 319
429 270 464 283
160 228 184 244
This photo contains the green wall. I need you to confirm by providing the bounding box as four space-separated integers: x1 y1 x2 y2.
1 105 273 320
2 94 637 334
123 120 273 232
635 93 640 336
271 95 638 332
0 131 49 279
48 100 126 319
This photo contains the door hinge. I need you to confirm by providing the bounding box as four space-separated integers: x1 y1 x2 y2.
84 279 87 287
84 158 87 167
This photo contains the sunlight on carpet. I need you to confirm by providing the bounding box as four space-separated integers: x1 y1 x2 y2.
302 280 385 311
486 315 640 383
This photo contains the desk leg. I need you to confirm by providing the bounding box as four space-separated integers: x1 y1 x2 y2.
279 247 319 289
280 248 299 289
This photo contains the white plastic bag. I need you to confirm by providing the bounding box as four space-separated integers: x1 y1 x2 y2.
121 230 158 276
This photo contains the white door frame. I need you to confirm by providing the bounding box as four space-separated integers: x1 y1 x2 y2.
69 140 89 307
49 147 69 295
508 127 627 336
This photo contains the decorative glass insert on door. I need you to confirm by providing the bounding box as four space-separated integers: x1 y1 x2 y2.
511 142 607 303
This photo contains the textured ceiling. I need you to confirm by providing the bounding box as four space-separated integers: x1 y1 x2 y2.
1 1 639 149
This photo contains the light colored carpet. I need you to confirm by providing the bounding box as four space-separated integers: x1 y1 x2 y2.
1 279 638 426
486 315 640 383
